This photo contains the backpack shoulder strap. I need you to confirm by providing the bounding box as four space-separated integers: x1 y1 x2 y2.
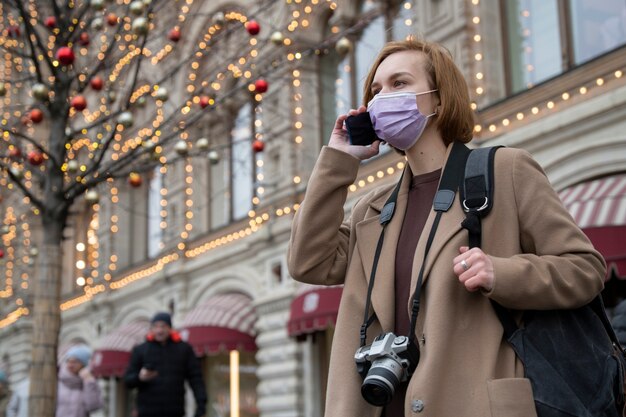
460 146 502 248
460 146 519 336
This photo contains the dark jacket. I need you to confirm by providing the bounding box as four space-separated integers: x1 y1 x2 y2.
124 333 207 417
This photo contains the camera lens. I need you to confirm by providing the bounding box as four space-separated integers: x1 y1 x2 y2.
361 358 402 406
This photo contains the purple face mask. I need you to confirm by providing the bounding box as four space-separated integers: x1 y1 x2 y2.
367 90 437 150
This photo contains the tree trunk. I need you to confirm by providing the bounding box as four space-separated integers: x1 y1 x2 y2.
28 87 70 417
28 242 63 417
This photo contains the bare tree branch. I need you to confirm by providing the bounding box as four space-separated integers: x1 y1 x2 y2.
0 161 44 210
11 0 56 77
79 6 129 93
0 126 64 170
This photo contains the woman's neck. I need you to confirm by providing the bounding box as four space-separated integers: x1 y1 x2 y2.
404 129 447 176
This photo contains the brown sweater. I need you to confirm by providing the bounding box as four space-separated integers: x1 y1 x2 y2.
385 168 441 417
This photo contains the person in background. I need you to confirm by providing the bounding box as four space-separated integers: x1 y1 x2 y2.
5 376 27 417
0 370 10 417
56 345 103 417
124 312 207 417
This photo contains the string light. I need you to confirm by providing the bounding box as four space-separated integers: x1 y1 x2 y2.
469 0 484 106
474 67 625 138
1 0 621 325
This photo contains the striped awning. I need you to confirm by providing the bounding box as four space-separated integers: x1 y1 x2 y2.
288 285 342 338
559 173 626 277
180 293 257 355
91 321 149 378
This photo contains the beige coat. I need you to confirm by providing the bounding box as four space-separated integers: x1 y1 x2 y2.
288 145 606 417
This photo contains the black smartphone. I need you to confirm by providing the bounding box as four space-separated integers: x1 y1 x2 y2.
345 112 378 146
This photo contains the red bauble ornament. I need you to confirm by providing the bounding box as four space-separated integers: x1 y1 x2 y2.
27 151 44 166
0 248 4 258
90 76 104 91
56 47 75 66
252 139 265 153
29 109 44 124
45 16 57 29
106 13 118 26
168 28 181 42
246 20 260 36
8 147 21 159
78 32 90 46
128 172 142 188
199 96 210 108
7 25 21 38
254 79 268 93
71 95 87 111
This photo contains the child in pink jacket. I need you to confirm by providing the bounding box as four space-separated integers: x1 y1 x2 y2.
55 345 102 417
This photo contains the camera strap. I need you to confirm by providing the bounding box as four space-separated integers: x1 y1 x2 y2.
359 142 470 347
360 170 404 347
407 142 469 345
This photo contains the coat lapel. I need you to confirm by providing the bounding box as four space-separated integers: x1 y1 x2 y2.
355 171 412 333
354 143 468 332
410 193 465 290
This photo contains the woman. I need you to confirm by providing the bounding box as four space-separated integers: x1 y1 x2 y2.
56 345 103 417
287 38 605 417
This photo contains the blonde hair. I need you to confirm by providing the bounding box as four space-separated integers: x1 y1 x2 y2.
362 38 474 144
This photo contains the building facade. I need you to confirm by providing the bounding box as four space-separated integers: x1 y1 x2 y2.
1 1 625 416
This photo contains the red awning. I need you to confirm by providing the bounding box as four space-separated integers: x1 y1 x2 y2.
91 321 149 378
560 173 626 278
288 286 343 337
180 293 257 356
583 226 626 278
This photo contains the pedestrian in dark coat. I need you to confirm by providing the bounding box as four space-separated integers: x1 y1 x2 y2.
124 312 207 417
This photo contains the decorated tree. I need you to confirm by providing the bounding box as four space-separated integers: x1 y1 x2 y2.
0 0 283 414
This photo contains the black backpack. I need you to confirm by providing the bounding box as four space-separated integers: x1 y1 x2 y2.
461 146 626 417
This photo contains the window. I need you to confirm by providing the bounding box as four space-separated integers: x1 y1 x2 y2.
230 103 254 220
355 14 386 107
207 101 255 228
569 0 626 63
505 0 562 92
392 1 416 41
505 0 626 94
210 137 228 229
319 2 387 132
147 167 162 258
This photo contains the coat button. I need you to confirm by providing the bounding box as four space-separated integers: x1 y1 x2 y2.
411 399 424 412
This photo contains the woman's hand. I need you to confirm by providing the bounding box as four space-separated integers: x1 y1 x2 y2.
453 246 495 292
328 106 381 160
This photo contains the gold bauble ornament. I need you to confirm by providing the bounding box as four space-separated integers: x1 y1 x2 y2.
335 37 353 55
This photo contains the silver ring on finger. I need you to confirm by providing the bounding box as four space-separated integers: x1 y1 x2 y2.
461 259 470 271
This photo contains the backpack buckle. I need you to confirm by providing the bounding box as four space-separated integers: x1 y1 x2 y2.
462 197 489 213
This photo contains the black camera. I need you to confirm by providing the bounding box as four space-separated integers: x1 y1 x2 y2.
354 333 420 406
